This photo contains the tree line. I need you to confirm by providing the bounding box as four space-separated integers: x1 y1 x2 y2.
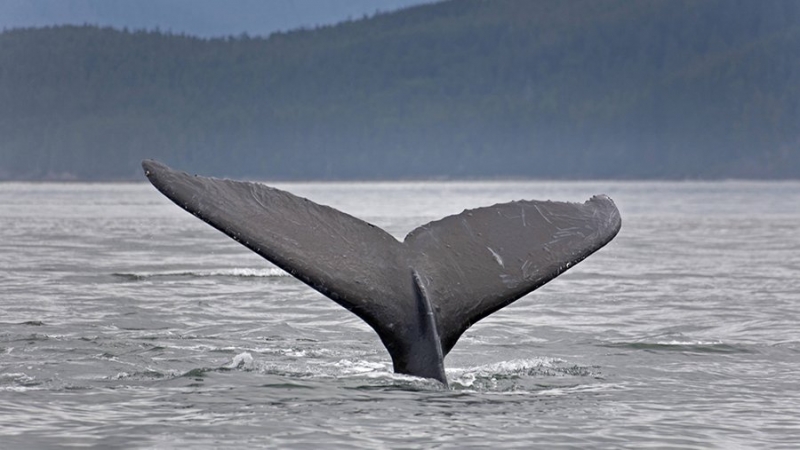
0 0 798 180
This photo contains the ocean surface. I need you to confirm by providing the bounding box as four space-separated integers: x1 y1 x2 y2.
1 179 799 449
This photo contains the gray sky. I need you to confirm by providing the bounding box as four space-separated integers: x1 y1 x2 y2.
0 0 438 37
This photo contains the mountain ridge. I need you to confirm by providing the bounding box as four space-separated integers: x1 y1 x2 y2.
1 0 798 180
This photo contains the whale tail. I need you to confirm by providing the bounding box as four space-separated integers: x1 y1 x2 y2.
142 160 621 385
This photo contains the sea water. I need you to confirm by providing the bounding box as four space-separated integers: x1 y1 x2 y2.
1 180 799 448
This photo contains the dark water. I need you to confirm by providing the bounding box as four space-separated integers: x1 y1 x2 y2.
1 180 799 449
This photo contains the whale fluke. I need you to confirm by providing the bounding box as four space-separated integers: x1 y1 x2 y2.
142 160 621 385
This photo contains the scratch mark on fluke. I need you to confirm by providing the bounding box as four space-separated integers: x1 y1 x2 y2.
141 160 621 385
487 247 504 267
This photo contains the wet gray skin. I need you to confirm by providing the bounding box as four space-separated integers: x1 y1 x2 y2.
142 160 621 386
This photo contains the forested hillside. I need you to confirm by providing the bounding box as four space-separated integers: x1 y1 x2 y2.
1 0 798 180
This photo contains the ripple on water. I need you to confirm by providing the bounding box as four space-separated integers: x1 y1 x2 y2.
3 181 800 448
111 267 289 282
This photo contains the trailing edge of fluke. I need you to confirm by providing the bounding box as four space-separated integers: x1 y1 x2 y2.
142 160 621 386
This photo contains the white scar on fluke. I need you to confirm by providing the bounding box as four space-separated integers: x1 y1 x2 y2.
142 160 621 386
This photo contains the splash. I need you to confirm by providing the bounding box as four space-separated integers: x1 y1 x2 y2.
447 358 599 392
225 352 255 370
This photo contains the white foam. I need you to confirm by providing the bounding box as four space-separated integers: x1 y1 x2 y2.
279 348 307 357
116 267 289 280
448 358 565 388
0 372 40 391
0 385 42 392
226 352 255 370
451 357 562 377
655 340 724 346
0 372 33 381
331 359 388 375
204 268 288 278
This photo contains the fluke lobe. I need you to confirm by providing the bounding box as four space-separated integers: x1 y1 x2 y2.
142 160 621 386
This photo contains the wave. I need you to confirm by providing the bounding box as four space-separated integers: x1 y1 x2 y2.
600 340 749 354
0 372 44 392
113 267 289 281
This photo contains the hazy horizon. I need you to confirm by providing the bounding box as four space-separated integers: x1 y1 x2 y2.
1 0 797 181
0 0 438 37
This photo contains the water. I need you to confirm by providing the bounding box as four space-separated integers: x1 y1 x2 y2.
1 180 799 449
